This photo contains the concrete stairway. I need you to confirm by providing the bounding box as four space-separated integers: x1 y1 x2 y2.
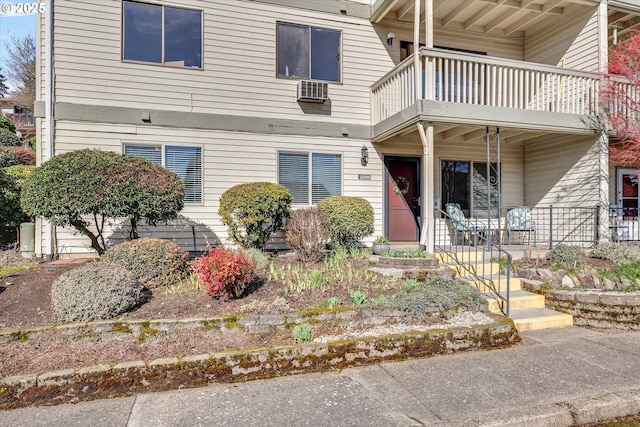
436 251 573 332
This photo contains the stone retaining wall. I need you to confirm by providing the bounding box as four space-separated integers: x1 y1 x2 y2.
523 281 640 330
0 312 519 409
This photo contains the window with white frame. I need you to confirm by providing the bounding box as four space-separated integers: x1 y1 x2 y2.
122 1 202 68
276 22 341 82
124 144 203 204
278 152 342 205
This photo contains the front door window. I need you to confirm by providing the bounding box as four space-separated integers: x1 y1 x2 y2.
618 168 639 218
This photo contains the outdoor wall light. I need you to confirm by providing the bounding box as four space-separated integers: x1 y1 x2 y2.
387 32 395 46
361 145 369 166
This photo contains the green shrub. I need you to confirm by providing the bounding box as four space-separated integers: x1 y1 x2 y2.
29 136 36 150
103 238 190 288
591 242 639 263
0 116 16 134
546 244 583 264
21 149 184 255
365 276 486 317
317 196 374 249
0 148 19 168
0 168 21 226
1 146 35 165
1 165 35 227
51 262 148 323
0 129 21 147
285 207 331 264
349 289 367 305
219 182 292 250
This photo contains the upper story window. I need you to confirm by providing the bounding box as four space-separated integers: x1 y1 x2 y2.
276 22 341 82
124 144 203 204
123 1 202 68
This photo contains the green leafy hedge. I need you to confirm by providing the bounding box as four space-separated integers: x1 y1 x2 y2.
21 149 184 254
317 196 374 249
0 116 16 134
0 129 21 147
219 182 292 249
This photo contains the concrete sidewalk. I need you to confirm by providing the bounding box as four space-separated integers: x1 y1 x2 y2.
4 327 640 426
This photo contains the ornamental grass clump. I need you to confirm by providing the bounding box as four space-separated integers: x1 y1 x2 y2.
285 207 331 264
317 196 374 249
51 262 148 323
193 248 257 300
103 238 190 289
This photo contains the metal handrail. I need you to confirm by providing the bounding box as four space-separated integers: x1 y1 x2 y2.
435 208 511 316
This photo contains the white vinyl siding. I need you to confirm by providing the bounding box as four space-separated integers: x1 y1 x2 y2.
48 0 392 126
278 152 342 205
39 122 376 256
124 144 203 204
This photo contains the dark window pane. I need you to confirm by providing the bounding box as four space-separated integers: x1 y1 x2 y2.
472 162 499 218
276 22 309 79
311 27 341 82
123 2 162 63
164 7 202 68
441 160 470 217
279 152 309 204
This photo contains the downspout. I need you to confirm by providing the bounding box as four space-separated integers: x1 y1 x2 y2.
44 0 54 259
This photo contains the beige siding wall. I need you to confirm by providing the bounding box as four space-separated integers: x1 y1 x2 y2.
50 0 393 126
377 24 524 65
42 121 382 256
523 134 603 207
524 4 600 71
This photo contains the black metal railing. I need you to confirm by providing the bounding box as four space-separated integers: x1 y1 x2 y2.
508 205 599 248
435 208 511 316
608 206 640 242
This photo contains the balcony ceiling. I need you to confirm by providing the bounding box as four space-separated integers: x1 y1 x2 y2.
371 0 602 38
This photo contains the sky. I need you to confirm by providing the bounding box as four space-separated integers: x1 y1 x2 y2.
0 1 37 90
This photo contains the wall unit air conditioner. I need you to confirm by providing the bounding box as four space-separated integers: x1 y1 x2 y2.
297 80 329 103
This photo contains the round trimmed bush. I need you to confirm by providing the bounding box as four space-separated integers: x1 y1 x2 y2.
0 148 19 168
0 129 21 147
51 262 148 323
103 238 190 288
317 196 374 249
0 116 16 134
219 182 292 249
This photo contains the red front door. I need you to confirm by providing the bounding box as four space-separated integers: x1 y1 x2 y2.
386 157 420 241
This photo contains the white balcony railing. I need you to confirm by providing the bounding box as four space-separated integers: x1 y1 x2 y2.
371 48 601 125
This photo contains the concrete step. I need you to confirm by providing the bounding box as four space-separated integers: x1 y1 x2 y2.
436 251 485 264
508 307 574 332
454 262 501 277
467 277 521 293
485 290 545 313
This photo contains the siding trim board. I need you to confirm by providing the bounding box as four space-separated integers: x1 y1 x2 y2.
52 102 372 140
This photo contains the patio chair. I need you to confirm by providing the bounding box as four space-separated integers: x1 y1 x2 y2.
505 207 536 246
445 203 486 246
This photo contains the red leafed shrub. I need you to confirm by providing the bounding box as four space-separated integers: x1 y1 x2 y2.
1 146 35 165
193 248 255 300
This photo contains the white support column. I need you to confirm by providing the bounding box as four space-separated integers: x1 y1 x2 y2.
599 131 610 242
414 0 422 110
417 121 434 253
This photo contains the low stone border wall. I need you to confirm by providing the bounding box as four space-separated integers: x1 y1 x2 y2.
1 308 440 345
523 280 640 330
0 312 519 409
